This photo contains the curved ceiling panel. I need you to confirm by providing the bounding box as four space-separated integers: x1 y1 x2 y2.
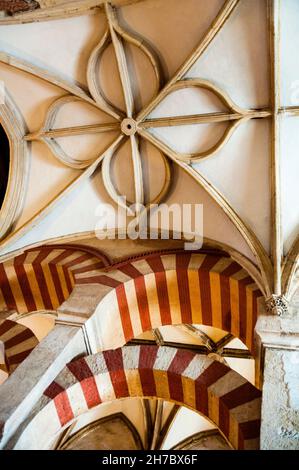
59 414 142 450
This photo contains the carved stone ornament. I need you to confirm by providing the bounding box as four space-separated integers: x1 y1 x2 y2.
265 294 289 316
0 1 39 15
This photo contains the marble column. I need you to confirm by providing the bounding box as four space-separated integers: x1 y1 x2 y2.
256 301 299 450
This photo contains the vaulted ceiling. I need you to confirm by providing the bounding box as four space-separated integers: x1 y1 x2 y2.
0 0 297 304
0 0 298 451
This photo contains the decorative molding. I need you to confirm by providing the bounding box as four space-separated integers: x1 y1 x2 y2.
0 0 146 25
265 294 289 317
172 429 232 451
81 323 92 354
150 400 163 450
55 319 84 327
182 324 217 351
268 0 282 295
12 309 57 320
139 78 270 163
141 399 152 450
152 328 164 346
156 403 179 450
129 339 253 360
146 158 274 297
128 338 208 355
0 135 123 253
0 90 29 241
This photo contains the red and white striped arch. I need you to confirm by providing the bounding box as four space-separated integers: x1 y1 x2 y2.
0 248 263 351
0 244 109 314
84 252 263 351
18 345 261 450
0 319 38 374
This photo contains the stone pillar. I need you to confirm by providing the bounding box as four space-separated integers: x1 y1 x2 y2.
256 299 299 450
0 323 87 449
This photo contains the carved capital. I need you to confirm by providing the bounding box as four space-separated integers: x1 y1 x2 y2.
265 294 289 316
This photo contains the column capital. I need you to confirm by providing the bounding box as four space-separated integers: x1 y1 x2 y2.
265 294 289 316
